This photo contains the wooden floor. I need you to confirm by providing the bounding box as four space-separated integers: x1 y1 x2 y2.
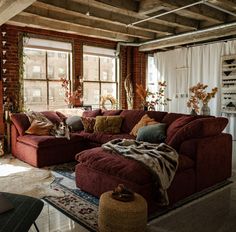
29 142 236 232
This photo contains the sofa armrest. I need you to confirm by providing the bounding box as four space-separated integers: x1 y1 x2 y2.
11 124 20 156
179 133 232 191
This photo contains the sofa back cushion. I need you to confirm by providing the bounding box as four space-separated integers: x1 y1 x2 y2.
102 110 122 116
82 109 101 117
120 110 146 133
167 117 228 150
165 115 196 144
146 111 167 122
11 113 31 136
162 113 188 126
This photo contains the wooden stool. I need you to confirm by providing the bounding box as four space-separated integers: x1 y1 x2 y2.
98 191 147 232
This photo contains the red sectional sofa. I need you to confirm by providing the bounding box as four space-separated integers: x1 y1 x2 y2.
11 109 232 212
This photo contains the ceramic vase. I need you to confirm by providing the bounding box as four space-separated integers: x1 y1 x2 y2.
201 103 210 116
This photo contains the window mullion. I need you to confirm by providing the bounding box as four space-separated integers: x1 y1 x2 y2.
99 57 101 105
46 51 49 110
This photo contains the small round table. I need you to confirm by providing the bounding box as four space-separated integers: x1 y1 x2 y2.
98 191 147 232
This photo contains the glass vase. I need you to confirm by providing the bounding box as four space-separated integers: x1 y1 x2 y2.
190 109 198 116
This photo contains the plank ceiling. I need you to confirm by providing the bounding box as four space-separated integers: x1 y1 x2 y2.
1 0 236 51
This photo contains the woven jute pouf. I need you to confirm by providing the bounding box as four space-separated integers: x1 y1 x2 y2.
98 191 147 232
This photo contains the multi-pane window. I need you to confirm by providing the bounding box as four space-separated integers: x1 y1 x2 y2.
147 55 158 93
23 38 72 111
83 46 118 109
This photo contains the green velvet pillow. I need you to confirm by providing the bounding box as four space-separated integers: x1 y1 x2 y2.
94 116 123 134
136 123 166 143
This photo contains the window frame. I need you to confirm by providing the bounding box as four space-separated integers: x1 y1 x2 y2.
22 38 73 111
83 46 119 109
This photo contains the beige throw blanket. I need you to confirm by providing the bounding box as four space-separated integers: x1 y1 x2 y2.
102 139 179 205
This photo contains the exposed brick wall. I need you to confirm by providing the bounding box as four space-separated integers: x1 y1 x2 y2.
0 24 147 135
120 46 147 109
0 24 117 111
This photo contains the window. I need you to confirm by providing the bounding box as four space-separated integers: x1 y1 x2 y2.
23 38 72 111
147 55 158 93
83 46 118 109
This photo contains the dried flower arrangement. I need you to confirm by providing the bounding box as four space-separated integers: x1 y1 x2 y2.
136 81 171 110
187 83 218 113
61 77 82 107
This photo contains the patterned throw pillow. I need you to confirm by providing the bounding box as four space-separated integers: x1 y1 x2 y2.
94 116 123 134
130 114 159 136
25 120 54 136
26 111 53 125
81 117 96 133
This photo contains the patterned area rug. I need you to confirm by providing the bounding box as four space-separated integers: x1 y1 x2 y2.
44 163 99 231
44 163 232 232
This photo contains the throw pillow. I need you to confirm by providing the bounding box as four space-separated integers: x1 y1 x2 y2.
26 111 53 125
41 111 63 125
66 115 84 132
25 120 53 136
136 123 166 143
81 117 96 133
94 116 123 134
130 114 158 136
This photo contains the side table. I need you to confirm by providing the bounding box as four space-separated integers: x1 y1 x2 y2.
98 191 147 232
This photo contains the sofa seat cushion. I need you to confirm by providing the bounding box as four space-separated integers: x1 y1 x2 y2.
76 148 194 185
76 147 153 185
17 133 82 148
78 131 135 144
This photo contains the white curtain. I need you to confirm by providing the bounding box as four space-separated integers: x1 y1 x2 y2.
154 40 236 139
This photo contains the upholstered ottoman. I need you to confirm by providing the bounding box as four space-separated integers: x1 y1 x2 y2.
98 191 147 232
75 147 195 213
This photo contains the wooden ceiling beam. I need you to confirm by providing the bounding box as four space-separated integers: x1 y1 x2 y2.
138 0 164 15
0 0 36 25
8 13 133 42
139 22 236 51
24 5 155 40
32 1 173 36
68 0 198 30
94 0 139 12
155 0 227 23
208 0 236 11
